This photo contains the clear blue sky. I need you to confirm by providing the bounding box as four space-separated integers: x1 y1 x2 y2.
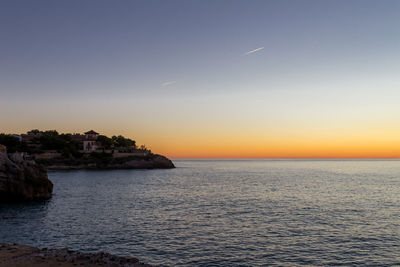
1 0 400 157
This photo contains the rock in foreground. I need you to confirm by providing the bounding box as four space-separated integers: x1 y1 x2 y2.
0 243 152 267
0 149 53 202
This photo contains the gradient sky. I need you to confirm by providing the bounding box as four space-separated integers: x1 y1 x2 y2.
1 0 400 158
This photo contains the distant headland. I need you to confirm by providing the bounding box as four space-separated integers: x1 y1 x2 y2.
0 129 175 170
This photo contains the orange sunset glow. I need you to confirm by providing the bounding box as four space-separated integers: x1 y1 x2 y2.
1 0 400 159
2 2 400 267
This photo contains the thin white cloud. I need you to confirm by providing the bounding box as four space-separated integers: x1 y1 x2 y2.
244 47 264 55
161 81 177 86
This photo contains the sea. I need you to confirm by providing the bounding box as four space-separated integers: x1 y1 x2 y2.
1 159 399 266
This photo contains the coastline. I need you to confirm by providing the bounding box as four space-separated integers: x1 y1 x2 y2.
43 154 175 171
1 130 175 172
1 148 174 202
0 243 152 267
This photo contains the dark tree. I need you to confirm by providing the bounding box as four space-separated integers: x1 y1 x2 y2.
97 135 113 149
28 129 40 134
112 135 136 148
0 134 29 153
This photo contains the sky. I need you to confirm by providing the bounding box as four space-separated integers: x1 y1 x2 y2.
1 0 400 158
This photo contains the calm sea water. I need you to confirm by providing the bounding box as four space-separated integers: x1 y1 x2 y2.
1 160 400 266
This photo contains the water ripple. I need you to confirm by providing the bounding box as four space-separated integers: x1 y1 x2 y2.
1 160 400 266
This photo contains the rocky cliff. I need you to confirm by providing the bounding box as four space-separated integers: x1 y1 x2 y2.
105 154 175 169
44 154 175 170
0 150 53 202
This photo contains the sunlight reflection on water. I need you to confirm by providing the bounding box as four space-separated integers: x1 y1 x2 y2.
1 160 400 266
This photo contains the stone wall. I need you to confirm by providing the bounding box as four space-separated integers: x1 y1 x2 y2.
112 151 149 158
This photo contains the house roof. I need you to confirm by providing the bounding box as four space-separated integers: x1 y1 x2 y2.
84 130 99 135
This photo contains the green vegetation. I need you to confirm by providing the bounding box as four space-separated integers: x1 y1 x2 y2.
97 135 113 149
0 134 29 153
28 129 40 134
97 135 136 149
0 130 139 156
111 135 136 148
0 129 164 169
38 131 80 157
89 152 113 165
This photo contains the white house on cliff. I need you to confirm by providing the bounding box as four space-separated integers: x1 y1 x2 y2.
82 130 99 152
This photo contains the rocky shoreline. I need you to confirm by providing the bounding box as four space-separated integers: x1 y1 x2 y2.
45 154 175 170
1 147 174 202
0 243 152 267
0 149 53 202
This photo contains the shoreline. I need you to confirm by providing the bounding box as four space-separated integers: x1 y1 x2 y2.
41 154 176 171
0 243 152 267
47 165 175 170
